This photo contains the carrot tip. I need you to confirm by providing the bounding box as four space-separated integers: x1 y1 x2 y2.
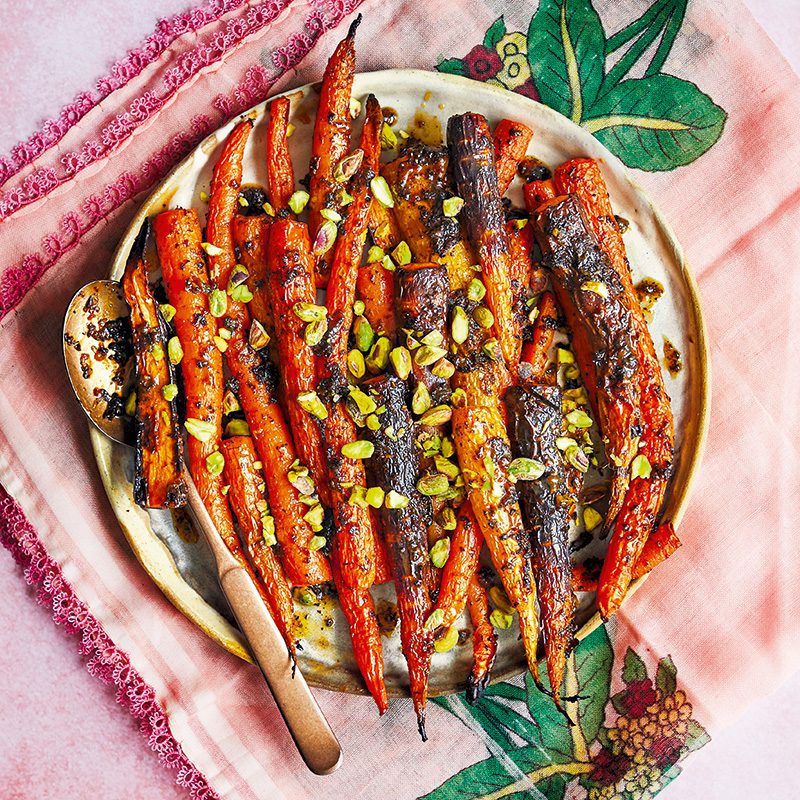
466 673 490 705
347 13 362 38
418 714 428 742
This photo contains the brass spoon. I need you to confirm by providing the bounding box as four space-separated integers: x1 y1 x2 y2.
63 280 343 776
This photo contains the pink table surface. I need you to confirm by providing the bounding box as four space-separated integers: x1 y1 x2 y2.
1 1 799 798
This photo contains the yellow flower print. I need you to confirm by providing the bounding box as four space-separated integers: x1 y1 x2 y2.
493 32 532 90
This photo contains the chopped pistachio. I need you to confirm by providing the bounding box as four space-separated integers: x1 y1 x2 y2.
228 265 249 290
320 208 342 223
370 175 394 207
304 318 328 347
262 201 275 217
208 288 227 317
230 284 253 304
482 338 501 361
312 219 338 256
557 347 575 365
631 454 652 479
167 336 183 365
508 457 546 481
347 348 366 378
434 455 460 480
367 245 385 263
564 364 581 381
262 516 277 546
392 240 412 266
342 440 374 460
450 388 467 408
434 625 459 653
415 344 447 366
473 306 494 329
514 218 528 230
295 587 318 606
366 336 391 373
566 409 593 429
249 319 270 350
348 486 368 508
213 335 228 352
286 122 295 138
201 242 223 256
365 413 381 431
334 149 364 182
308 535 327 551
583 506 603 531
225 419 250 436
339 188 354 205
349 385 377 415
353 315 374 353
424 608 445 631
125 391 137 417
385 490 410 509
349 96 362 118
429 536 450 566
390 346 412 380
441 436 455 458
431 358 455 379
467 278 487 302
380 122 397 150
411 383 432 415
353 299 366 317
159 303 176 323
161 383 178 402
293 302 327 322
253 461 263 470
490 609 514 629
439 507 457 531
218 327 232 341
406 333 420 350
206 450 225 475
418 474 450 497
297 390 328 420
304 503 325 531
581 280 610 299
365 487 385 508
565 445 590 474
556 436 578 451
380 254 395 272
451 306 469 345
238 195 249 208
288 190 310 214
199 190 209 203
489 585 515 615
151 343 164 362
442 196 464 217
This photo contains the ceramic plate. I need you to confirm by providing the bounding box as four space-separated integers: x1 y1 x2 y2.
91 69 709 697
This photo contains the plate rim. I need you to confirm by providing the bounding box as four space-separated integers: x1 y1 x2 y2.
92 67 711 697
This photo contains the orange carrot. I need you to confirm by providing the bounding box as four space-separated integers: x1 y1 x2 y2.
266 96 295 212
493 119 533 195
231 215 273 338
465 573 498 704
523 178 556 210
520 290 559 381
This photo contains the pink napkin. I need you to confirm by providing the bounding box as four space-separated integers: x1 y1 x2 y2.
2 1 799 798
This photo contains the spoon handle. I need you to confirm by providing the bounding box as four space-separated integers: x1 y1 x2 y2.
185 477 343 775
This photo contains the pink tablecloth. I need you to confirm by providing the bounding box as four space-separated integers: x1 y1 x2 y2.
1 1 800 798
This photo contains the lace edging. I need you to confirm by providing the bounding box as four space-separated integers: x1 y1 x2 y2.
0 484 220 800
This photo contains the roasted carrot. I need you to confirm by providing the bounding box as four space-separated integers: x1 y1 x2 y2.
356 259 396 341
465 572 498 704
206 118 253 336
331 544 388 714
506 385 576 706
533 194 642 526
308 15 360 286
220 436 297 653
153 209 240 556
364 374 434 739
324 93 382 374
520 290 559 381
429 502 480 629
123 222 187 509
448 113 521 367
266 218 330 506
266 96 295 212
506 219 534 315
552 158 675 618
523 178 556 210
231 215 273 339
451 401 539 678
371 508 393 585
226 336 332 586
493 119 533 195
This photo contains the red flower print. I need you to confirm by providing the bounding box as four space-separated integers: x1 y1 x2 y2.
589 746 631 786
623 678 658 717
462 45 502 81
651 735 684 770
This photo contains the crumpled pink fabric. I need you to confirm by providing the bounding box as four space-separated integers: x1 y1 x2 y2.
1 0 799 798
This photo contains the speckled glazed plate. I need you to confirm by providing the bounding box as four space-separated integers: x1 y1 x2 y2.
92 69 709 697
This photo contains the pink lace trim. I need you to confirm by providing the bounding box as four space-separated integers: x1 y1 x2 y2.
0 0 364 321
0 483 220 799
0 0 248 189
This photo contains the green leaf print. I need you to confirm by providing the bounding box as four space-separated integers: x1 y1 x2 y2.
656 654 678 695
527 0 606 122
583 74 727 171
483 17 507 49
622 646 648 683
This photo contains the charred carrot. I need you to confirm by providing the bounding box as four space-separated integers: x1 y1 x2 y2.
356 259 396 341
451 399 539 678
493 119 533 195
523 178 556 210
226 337 332 586
552 158 675 618
231 215 273 339
153 209 240 555
506 385 576 706
308 15 360 286
533 194 642 526
364 374 434 739
220 435 297 653
448 113 522 367
266 96 295 212
520 290 559 381
324 93 382 374
122 221 187 509
371 508 393 585
429 502 480 630
205 118 253 335
267 218 330 506
465 572 498 704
